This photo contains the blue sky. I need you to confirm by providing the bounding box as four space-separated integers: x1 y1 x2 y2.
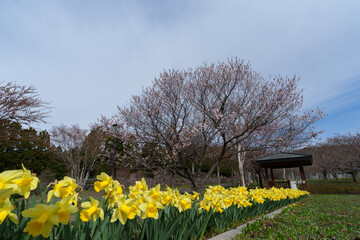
0 0 360 141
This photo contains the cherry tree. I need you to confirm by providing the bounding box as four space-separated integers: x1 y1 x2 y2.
301 144 339 180
302 132 360 182
119 70 208 188
328 133 360 182
187 59 323 187
118 58 323 189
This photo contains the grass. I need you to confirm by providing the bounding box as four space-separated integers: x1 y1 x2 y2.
307 178 360 194
247 177 360 194
307 177 358 185
236 194 360 240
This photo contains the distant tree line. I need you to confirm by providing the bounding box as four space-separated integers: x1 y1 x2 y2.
301 133 360 183
0 82 64 179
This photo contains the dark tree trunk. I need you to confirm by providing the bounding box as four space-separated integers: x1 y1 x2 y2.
350 171 358 183
258 169 264 188
323 169 328 180
175 168 200 191
332 172 339 181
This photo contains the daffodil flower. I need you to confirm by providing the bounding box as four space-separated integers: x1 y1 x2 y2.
105 180 123 208
111 196 140 225
55 196 78 224
22 204 60 238
131 178 148 193
105 180 123 196
80 197 104 222
191 191 200 201
175 196 192 212
0 169 23 192
12 164 39 199
160 191 172 206
139 196 164 219
94 172 113 192
147 184 161 201
199 200 211 213
47 176 78 202
0 198 18 224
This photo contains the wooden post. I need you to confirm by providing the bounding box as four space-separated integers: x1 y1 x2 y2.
264 168 269 188
270 168 276 187
259 168 264 188
299 164 308 191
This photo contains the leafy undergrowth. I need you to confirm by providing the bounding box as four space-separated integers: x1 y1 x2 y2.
236 194 360 240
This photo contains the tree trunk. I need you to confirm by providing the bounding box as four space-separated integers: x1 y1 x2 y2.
82 173 90 189
258 168 263 188
237 143 246 186
231 168 235 186
350 171 358 183
176 169 200 191
188 171 200 191
332 172 339 181
323 169 328 180
200 145 228 186
191 181 200 191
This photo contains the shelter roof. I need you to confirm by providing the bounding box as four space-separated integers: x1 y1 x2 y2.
253 152 312 169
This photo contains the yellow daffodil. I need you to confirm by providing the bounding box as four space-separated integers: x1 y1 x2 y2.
175 196 192 212
105 180 123 196
12 164 39 199
94 172 113 192
105 180 123 208
199 200 211 212
47 176 78 202
160 191 172 206
111 196 140 225
0 198 18 224
223 198 233 208
139 196 164 219
68 191 79 206
55 196 78 224
22 204 60 238
147 184 161 201
128 187 140 199
80 197 104 222
131 178 148 193
0 169 23 192
191 191 200 201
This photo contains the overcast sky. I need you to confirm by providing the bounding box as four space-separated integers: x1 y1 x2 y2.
1 0 359 140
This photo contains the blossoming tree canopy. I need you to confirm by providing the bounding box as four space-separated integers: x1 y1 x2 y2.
118 58 324 189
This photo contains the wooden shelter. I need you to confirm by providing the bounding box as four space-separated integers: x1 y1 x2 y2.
253 152 313 190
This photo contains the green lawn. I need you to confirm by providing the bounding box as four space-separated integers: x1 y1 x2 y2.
236 194 360 240
307 178 360 194
307 177 358 185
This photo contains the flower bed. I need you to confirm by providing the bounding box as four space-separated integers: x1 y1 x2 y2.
0 166 309 240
